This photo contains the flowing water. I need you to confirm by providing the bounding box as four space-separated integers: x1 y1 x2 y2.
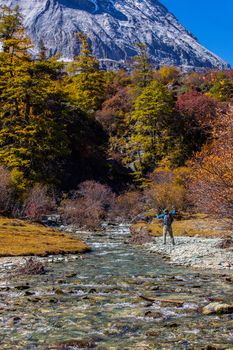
0 225 232 349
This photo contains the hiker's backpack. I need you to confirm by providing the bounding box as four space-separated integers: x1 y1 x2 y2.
164 213 173 226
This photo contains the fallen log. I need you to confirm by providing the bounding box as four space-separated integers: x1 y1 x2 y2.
139 295 185 305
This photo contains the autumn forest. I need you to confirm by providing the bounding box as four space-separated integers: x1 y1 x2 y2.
0 5 232 228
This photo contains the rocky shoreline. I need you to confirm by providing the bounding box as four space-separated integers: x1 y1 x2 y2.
145 236 233 271
0 254 81 275
0 225 233 348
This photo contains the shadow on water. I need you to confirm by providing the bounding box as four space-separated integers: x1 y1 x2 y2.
58 0 128 21
0 225 232 349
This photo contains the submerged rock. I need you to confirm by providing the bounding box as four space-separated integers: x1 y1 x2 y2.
16 258 46 275
202 302 233 315
14 284 30 291
145 329 160 337
144 310 163 318
50 338 96 349
6 316 22 326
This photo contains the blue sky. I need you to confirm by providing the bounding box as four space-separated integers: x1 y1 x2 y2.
161 0 233 67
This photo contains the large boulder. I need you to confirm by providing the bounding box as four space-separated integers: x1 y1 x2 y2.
202 302 233 315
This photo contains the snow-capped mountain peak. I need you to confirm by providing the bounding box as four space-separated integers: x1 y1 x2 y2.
0 0 229 70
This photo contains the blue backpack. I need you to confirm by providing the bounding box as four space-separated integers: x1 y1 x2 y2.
164 213 173 226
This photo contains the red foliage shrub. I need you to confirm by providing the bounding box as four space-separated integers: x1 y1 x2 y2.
109 191 147 222
23 184 55 221
129 226 153 245
96 87 132 133
17 258 46 275
176 91 218 127
78 180 115 209
189 109 233 225
61 181 115 229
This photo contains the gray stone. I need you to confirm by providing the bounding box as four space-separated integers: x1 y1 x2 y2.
202 302 233 315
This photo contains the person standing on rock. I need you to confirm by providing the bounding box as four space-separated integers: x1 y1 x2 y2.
156 208 176 245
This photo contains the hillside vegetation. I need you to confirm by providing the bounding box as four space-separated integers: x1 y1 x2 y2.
0 6 232 230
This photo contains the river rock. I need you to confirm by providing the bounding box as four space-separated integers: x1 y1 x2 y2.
202 302 233 315
24 291 35 296
50 338 96 349
49 297 58 303
163 322 179 328
65 272 77 278
27 297 42 303
88 288 97 294
6 316 22 326
15 284 30 291
145 329 160 337
144 310 163 318
54 288 65 295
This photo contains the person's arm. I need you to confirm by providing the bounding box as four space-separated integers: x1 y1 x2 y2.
156 213 164 219
171 208 177 217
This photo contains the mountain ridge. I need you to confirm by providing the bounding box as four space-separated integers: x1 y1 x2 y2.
0 0 230 70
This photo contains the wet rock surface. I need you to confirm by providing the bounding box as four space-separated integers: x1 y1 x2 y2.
202 302 233 315
0 225 232 349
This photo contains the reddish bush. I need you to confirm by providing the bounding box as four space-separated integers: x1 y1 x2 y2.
60 181 115 229
23 184 55 221
78 180 114 208
109 191 146 222
17 258 46 275
189 109 233 224
129 226 153 245
96 87 132 133
176 91 218 127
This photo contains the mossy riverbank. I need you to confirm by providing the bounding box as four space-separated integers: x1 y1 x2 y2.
0 217 90 257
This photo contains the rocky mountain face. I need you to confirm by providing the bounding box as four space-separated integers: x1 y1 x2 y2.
0 0 229 70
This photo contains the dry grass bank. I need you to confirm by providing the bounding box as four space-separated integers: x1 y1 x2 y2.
133 213 231 238
0 217 90 256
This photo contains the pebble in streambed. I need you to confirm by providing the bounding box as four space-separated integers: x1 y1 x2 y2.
0 225 232 349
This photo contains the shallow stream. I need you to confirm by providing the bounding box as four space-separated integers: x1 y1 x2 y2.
0 225 232 349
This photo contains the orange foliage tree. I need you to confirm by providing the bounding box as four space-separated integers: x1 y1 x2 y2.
189 108 233 224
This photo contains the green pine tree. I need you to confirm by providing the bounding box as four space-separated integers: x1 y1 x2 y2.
0 6 70 188
66 33 106 113
132 43 153 89
126 80 174 184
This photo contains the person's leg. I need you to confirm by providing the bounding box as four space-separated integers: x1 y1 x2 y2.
168 226 175 245
163 225 167 244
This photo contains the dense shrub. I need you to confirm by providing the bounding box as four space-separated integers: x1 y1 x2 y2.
189 110 233 224
22 184 55 221
145 183 187 211
60 181 115 229
109 191 147 222
17 258 46 275
144 165 189 211
176 91 218 126
156 65 180 85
